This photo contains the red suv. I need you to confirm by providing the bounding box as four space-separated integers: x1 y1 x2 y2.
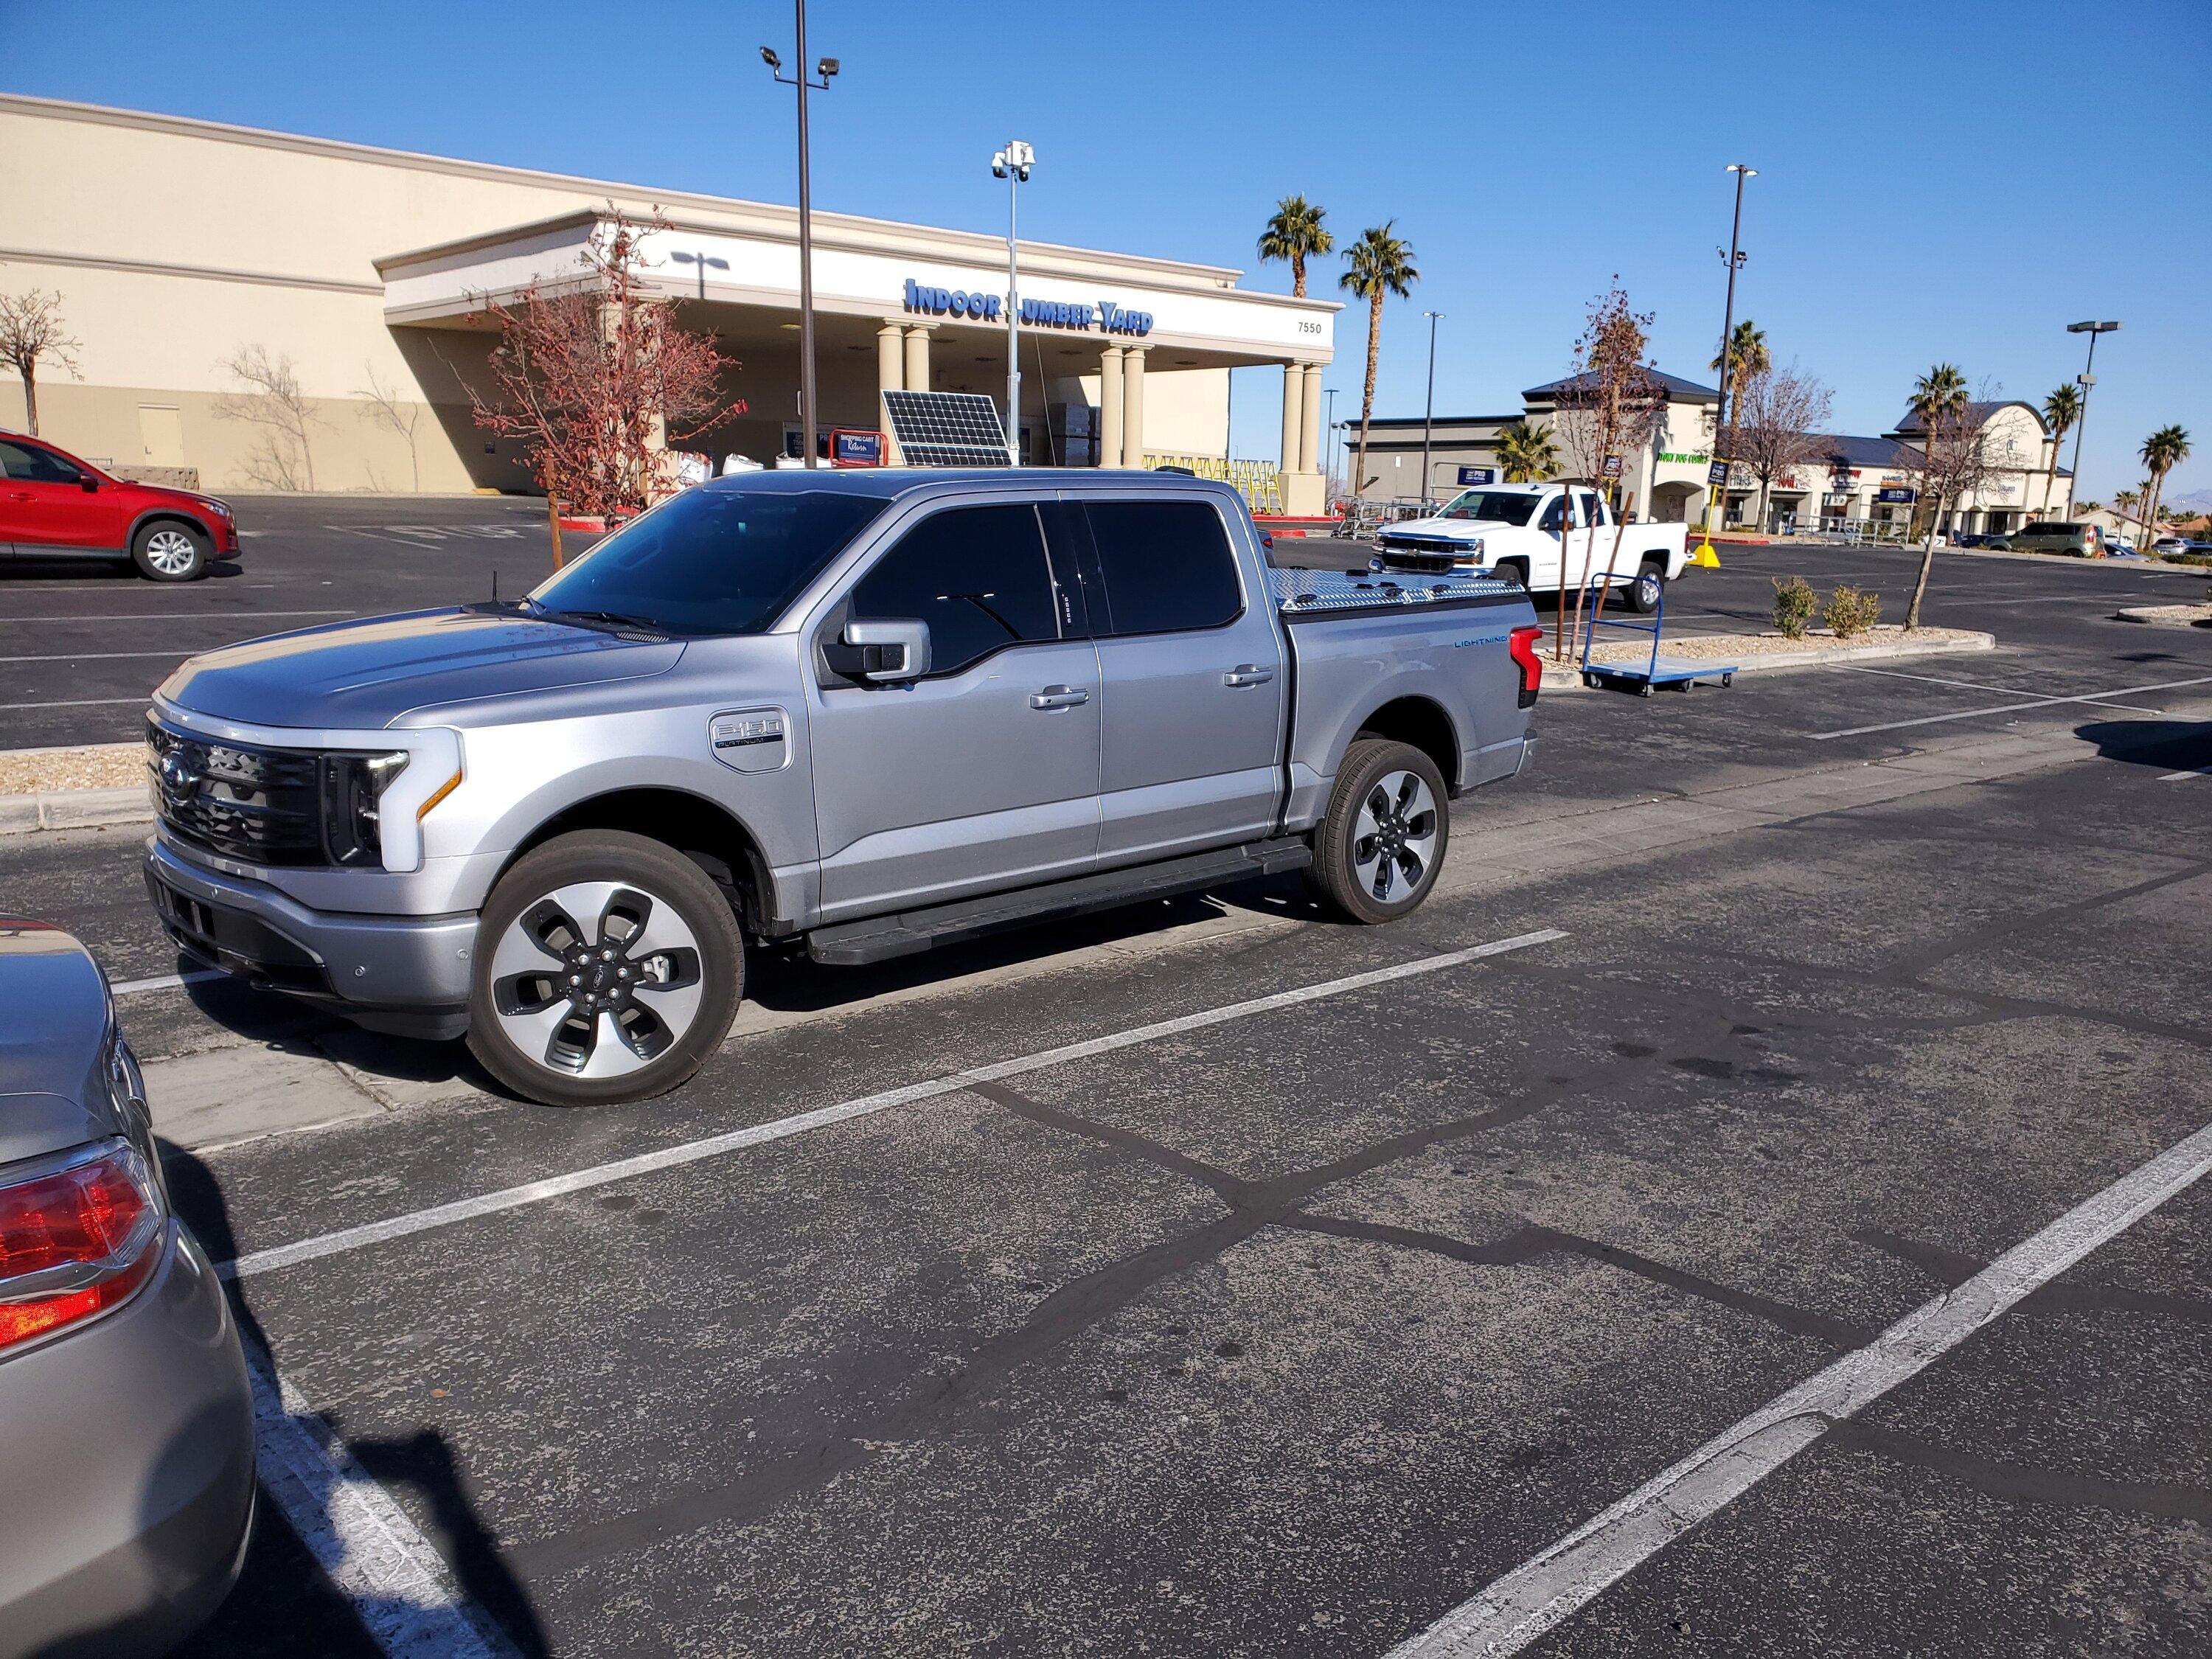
0 431 240 581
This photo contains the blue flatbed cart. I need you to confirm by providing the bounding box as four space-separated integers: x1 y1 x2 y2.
1577 578 1736 696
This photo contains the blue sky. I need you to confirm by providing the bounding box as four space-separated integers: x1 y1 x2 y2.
9 0 2208 499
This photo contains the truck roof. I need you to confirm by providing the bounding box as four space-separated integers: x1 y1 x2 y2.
692 467 1233 501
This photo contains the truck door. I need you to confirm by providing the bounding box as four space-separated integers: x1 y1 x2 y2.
807 500 1102 919
1060 495 1287 866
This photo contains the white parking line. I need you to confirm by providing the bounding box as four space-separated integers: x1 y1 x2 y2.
0 649 197 662
112 969 224 997
0 608 350 624
1828 661 2168 715
0 694 154 710
2161 765 2211 782
1809 674 2212 740
1385 1113 2212 1658
219 928 1565 1280
246 1346 512 1658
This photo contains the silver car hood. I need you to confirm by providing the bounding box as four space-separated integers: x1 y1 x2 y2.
156 608 686 730
0 922 114 1164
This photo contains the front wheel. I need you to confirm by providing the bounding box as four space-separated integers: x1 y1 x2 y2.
133 521 208 581
467 830 743 1106
1308 739 1450 924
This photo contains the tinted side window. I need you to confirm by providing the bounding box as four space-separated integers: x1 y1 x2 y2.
0 441 78 483
1538 495 1565 532
1083 501 1242 636
1576 490 1604 526
849 504 1060 676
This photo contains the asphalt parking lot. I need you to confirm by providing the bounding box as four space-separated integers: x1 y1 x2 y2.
2 514 2208 1655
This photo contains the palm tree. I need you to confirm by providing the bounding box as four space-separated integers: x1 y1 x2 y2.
1494 419 1559 483
1708 319 1769 406
2138 424 2191 551
1905 364 1970 628
1339 222 1418 502
2040 383 2082 515
1256 195 1334 300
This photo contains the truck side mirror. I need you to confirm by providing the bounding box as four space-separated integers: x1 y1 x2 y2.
840 618 931 684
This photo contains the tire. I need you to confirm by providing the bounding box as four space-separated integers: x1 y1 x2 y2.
1308 739 1450 925
467 830 743 1107
132 520 209 581
1490 560 1528 590
1624 559 1666 615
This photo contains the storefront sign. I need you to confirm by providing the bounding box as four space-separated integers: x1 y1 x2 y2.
1705 459 1731 486
1658 451 1709 465
1876 485 1917 504
1455 465 1495 485
902 278 1152 335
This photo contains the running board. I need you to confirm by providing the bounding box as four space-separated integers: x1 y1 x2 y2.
804 837 1313 967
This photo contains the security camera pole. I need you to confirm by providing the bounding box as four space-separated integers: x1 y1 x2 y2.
762 6 838 467
994 141 1035 466
2062 319 2120 518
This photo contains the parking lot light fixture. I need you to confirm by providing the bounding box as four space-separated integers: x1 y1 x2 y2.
2063 320 2119 515
1697 164 1755 556
763 4 837 467
1421 311 1444 508
992 140 1034 466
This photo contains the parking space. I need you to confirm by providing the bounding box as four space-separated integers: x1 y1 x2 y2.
4 521 2211 1656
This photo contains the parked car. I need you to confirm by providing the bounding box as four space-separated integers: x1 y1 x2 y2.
2151 536 2189 557
2003 521 2105 557
0 919 254 1655
2109 539 2143 558
1371 482 1691 613
142 470 1545 1107
0 432 239 580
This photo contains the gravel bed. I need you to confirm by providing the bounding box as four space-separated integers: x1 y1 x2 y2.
0 742 144 796
2115 604 2212 627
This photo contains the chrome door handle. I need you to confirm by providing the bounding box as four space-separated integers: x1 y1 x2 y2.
1029 685 1090 710
1222 664 1275 687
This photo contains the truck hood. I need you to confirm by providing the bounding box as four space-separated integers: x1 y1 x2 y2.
1380 515 1504 542
157 608 686 729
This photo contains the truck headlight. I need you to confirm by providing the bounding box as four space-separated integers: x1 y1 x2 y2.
320 751 409 867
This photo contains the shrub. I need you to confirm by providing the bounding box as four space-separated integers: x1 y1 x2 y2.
1771 575 1816 639
1823 583 1882 640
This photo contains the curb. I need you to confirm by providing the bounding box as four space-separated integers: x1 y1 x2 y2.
1538 630 1995 695
0 785 153 837
2115 607 2212 627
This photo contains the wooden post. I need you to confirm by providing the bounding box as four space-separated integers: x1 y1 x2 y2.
546 490 566 571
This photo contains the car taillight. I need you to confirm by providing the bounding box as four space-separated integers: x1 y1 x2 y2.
0 1139 165 1354
1509 624 1544 709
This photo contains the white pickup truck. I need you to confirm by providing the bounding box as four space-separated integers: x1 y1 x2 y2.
1372 482 1690 614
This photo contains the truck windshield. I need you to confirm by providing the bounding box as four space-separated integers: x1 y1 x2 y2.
1436 490 1539 526
529 487 888 636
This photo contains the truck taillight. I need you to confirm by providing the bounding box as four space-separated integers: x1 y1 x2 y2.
1509 625 1544 709
0 1140 165 1354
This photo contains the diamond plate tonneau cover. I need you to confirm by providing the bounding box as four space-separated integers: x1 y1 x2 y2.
1268 565 1519 616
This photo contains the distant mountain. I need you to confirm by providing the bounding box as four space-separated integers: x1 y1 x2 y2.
2163 487 2212 513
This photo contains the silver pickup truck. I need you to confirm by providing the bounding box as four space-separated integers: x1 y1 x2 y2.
142 471 1543 1106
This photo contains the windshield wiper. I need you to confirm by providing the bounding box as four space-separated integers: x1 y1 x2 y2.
546 608 675 637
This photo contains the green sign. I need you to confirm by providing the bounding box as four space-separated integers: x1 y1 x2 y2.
1658 451 1709 465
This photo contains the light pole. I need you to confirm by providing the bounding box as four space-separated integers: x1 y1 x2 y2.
2064 319 2120 518
667 249 730 304
1697 163 1755 552
992 140 1034 466
1323 387 1339 498
762 9 838 467
1420 310 1444 507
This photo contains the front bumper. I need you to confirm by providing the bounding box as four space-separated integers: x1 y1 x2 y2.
0 1224 254 1659
144 836 476 1040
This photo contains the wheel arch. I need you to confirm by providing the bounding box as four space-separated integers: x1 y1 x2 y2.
1350 694 1463 792
127 507 217 550
498 787 782 939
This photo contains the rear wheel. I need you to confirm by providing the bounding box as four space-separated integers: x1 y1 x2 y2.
467 831 742 1107
132 521 207 581
1308 739 1449 924
1489 560 1528 590
1624 558 1666 614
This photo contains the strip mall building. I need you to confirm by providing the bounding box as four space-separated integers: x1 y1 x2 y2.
0 96 1339 512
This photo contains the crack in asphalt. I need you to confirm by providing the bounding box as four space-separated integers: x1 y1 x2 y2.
1825 1419 2212 1525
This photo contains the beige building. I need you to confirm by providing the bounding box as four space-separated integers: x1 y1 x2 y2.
0 95 1338 512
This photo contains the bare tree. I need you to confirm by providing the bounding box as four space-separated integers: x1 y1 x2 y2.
356 364 422 493
1902 372 2003 629
1550 279 1666 656
0 289 82 437
1725 363 1833 532
215 346 321 490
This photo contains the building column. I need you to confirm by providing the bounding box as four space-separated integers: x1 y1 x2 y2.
1279 364 1303 479
1099 345 1125 468
877 322 906 465
1298 362 1324 475
1120 347 1147 468
902 324 933 398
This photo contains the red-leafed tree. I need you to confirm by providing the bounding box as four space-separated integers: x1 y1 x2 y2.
467 207 742 520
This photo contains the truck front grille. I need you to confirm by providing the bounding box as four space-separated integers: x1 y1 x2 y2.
147 719 326 866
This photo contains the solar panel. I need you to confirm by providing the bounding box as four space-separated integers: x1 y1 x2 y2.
883 390 1012 467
